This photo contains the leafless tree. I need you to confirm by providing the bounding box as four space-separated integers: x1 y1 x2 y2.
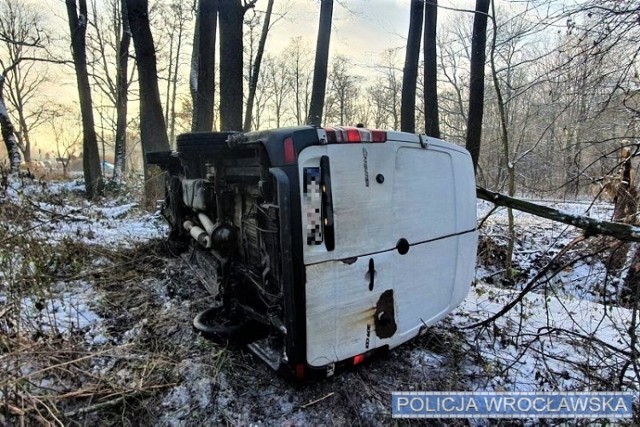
126 0 170 209
190 0 215 132
283 37 312 126
244 0 274 131
0 0 52 166
307 0 333 126
423 0 439 137
324 56 360 126
218 0 255 131
465 0 490 171
66 0 103 199
400 0 424 133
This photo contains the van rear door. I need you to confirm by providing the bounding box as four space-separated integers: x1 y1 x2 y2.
298 132 476 367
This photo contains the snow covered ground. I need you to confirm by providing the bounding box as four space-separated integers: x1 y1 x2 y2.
1 180 637 425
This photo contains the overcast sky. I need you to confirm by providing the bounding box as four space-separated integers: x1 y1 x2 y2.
265 0 473 68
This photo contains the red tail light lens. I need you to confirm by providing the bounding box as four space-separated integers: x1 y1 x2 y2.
295 363 305 380
345 128 361 142
284 136 295 164
322 127 386 144
353 354 365 365
371 130 386 142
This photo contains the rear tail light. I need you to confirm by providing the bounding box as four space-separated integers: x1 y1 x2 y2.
283 136 296 164
322 126 386 144
353 354 365 366
295 363 305 380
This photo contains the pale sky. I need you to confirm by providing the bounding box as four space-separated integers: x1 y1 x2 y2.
266 0 472 68
26 0 476 158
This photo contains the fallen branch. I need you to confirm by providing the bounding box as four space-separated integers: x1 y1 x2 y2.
63 397 125 418
477 186 640 241
300 392 335 409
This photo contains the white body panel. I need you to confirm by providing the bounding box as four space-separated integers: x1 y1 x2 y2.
298 136 477 367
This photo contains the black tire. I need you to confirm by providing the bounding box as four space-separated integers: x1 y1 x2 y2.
193 305 250 343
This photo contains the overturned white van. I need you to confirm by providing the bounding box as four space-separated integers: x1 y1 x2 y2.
148 125 477 380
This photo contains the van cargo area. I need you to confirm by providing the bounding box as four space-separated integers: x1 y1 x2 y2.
148 125 477 380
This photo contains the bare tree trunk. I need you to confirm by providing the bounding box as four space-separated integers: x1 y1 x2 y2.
66 0 103 199
423 0 439 138
609 147 638 271
219 0 248 131
243 0 274 132
192 0 217 132
400 0 424 133
126 0 170 210
113 0 129 182
0 76 21 172
169 23 185 142
465 0 490 172
307 0 333 126
189 3 200 128
16 113 31 163
488 0 515 280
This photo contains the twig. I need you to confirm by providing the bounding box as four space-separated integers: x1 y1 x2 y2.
463 235 589 329
63 396 125 418
300 392 335 409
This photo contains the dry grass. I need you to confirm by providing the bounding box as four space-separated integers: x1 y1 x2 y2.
0 182 224 426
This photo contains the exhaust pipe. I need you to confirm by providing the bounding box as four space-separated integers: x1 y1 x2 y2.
198 213 216 235
184 221 211 248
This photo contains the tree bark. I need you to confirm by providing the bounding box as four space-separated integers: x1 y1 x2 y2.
219 0 247 131
465 0 490 172
423 0 439 138
193 0 217 132
113 0 130 182
400 0 424 133
66 0 103 199
0 75 21 172
307 0 333 126
126 0 170 210
189 2 200 128
244 0 274 132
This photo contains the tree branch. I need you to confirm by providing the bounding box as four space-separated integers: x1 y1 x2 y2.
477 186 640 242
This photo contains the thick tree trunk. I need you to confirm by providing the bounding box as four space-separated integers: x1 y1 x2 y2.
126 0 171 210
423 0 439 138
244 0 274 132
219 0 245 131
465 0 490 172
66 0 103 199
608 148 638 271
190 4 200 128
113 0 130 182
400 0 424 133
307 0 333 126
193 0 217 132
0 76 21 172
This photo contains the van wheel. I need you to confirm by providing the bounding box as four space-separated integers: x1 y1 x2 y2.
193 305 249 343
